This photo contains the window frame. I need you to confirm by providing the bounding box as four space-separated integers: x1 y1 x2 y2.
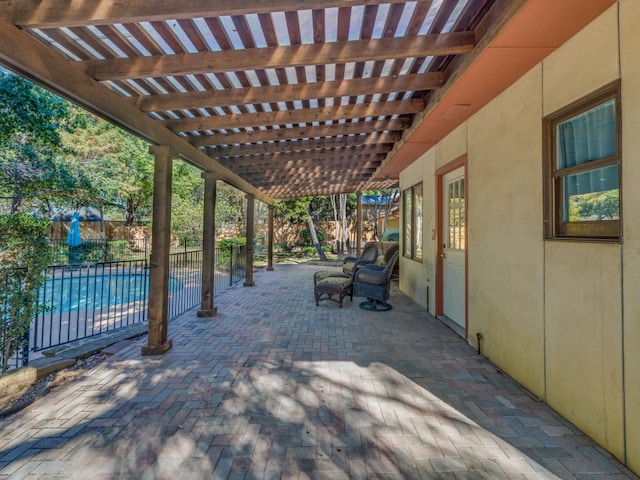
403 182 423 261
543 81 622 241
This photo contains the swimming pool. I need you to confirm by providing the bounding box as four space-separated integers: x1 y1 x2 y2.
40 272 183 313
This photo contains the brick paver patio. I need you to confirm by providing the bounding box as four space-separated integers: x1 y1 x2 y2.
0 264 637 479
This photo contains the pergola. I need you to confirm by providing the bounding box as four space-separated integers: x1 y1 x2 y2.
0 0 603 354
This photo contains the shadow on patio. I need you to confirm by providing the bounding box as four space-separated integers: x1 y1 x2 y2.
0 264 636 479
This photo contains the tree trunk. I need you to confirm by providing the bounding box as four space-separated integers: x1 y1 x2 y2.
307 215 327 261
11 184 22 213
340 194 351 255
330 195 343 254
2 336 11 374
125 204 135 226
99 200 106 239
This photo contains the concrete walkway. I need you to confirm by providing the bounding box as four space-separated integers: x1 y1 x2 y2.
0 264 637 479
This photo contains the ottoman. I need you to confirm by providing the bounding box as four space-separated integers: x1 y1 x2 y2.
314 272 353 308
314 269 345 284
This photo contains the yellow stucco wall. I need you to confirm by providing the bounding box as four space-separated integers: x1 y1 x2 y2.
435 123 467 170
399 152 433 311
540 2 624 460
544 242 624 458
466 66 545 397
620 0 640 471
399 1 640 470
542 5 620 116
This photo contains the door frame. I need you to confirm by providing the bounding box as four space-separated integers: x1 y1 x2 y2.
435 155 468 336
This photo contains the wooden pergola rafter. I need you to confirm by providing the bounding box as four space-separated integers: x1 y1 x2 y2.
0 0 530 353
0 0 519 200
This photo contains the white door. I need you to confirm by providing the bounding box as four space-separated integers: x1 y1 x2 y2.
442 167 466 329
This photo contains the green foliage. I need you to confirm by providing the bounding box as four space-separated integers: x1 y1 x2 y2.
61 113 154 224
216 182 246 237
216 237 245 272
68 240 111 264
569 189 619 221
273 195 353 223
300 228 324 246
172 162 204 243
0 69 73 146
0 70 79 213
301 246 318 255
274 197 311 222
218 237 246 249
0 214 53 373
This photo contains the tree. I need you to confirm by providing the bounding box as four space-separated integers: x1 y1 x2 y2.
171 161 205 244
330 194 356 255
0 214 53 373
569 190 619 221
216 182 246 238
0 69 78 213
274 196 332 260
365 189 399 240
61 114 154 225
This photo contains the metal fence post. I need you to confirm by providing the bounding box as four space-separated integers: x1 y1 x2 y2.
229 244 234 286
21 330 29 367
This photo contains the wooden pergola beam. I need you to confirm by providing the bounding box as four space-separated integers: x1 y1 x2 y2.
248 172 373 187
80 33 475 80
191 118 410 147
229 158 384 174
265 182 369 197
2 0 423 28
137 73 445 112
206 132 399 158
164 99 424 132
219 145 390 167
372 0 528 181
0 16 273 205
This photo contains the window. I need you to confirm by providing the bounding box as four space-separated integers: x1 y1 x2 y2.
447 177 465 251
403 183 423 260
544 81 621 240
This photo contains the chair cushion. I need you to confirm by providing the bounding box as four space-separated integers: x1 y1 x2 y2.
314 270 347 284
317 275 352 289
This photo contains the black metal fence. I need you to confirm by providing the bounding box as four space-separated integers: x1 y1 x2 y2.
2 242 247 372
32 259 150 352
50 238 150 264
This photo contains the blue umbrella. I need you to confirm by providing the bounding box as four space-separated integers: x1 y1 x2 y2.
66 212 82 248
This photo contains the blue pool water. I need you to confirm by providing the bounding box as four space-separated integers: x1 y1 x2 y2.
40 273 183 313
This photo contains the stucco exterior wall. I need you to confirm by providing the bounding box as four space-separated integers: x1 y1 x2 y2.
466 66 545 398
399 152 433 311
399 1 639 470
544 242 624 458
620 0 640 471
541 3 625 461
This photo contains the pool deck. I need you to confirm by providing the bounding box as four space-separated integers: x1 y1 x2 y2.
0 263 638 479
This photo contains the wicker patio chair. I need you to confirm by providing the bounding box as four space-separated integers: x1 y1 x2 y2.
342 243 378 276
353 250 399 311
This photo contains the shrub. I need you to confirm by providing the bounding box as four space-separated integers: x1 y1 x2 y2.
217 237 246 272
300 228 324 246
0 214 53 373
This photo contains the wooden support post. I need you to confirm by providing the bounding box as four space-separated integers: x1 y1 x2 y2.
142 145 174 356
244 194 256 286
198 175 218 317
267 204 274 271
356 191 363 257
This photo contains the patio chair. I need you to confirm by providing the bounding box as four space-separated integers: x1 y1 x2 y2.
381 242 399 278
353 250 399 311
342 243 378 276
